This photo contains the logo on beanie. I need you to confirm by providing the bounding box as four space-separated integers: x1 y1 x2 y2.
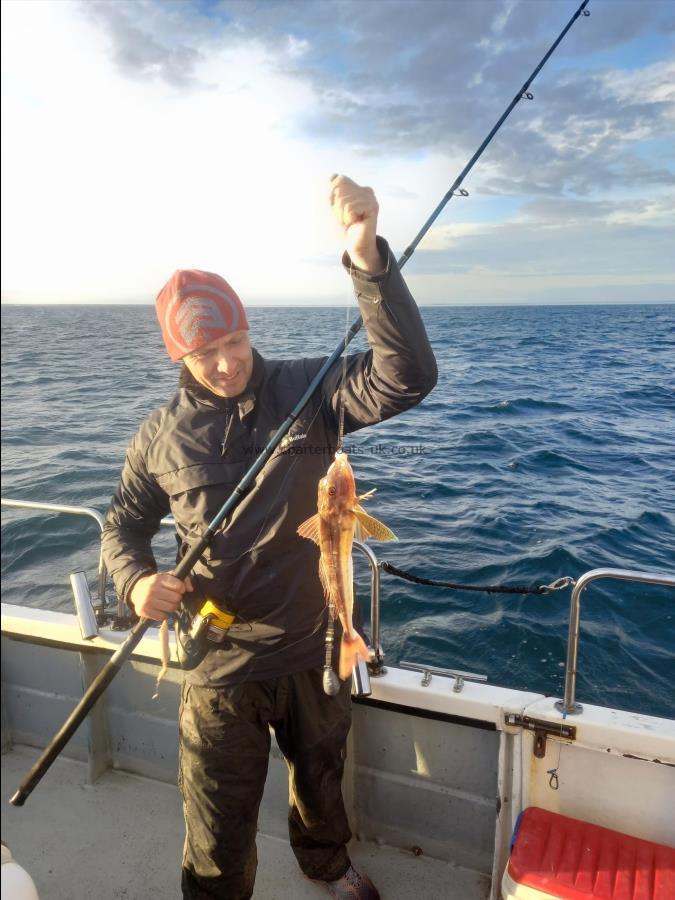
164 287 243 358
176 297 228 345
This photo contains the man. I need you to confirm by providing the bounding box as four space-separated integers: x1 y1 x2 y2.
101 175 437 900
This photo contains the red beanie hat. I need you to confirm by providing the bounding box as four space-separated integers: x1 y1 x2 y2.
155 269 249 362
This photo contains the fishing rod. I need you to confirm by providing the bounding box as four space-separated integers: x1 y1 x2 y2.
9 0 591 807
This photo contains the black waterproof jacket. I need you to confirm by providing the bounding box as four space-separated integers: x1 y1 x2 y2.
101 238 437 685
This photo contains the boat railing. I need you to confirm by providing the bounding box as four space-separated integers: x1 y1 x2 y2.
555 567 675 716
4 498 673 713
0 502 385 677
353 540 384 675
0 498 109 613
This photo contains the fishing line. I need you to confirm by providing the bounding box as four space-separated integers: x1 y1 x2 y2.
220 397 327 567
326 265 359 693
157 608 332 700
154 400 330 696
337 262 356 452
180 347 354 651
11 1 592 807
229 606 330 662
223 285 357 569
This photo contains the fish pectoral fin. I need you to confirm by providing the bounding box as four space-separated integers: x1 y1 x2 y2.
357 488 377 502
339 632 370 680
297 512 321 545
352 506 398 542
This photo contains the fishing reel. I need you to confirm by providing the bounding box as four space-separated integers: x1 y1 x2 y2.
176 598 236 670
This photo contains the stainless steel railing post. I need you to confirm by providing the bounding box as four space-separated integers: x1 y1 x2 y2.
555 567 675 716
353 540 385 676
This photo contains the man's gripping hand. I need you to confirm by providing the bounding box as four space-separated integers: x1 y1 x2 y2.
130 572 194 621
329 175 384 275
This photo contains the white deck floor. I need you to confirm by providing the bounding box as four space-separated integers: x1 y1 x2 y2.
2 746 491 900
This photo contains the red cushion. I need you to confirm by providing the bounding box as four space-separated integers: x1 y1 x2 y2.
508 807 675 900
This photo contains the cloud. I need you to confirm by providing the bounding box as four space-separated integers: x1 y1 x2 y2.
415 216 674 279
2 0 673 305
603 59 675 107
401 190 675 303
81 1 205 88
517 194 675 226
80 0 675 202
404 214 675 305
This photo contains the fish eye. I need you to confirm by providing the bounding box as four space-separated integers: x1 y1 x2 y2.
328 486 336 496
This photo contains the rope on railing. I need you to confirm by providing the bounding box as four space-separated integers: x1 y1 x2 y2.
380 562 575 596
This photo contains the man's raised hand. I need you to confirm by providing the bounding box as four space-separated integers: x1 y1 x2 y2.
329 174 384 274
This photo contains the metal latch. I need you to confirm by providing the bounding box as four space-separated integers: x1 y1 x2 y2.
504 713 576 758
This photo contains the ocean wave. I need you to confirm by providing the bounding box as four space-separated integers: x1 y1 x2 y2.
456 430 521 453
2 302 674 718
617 385 675 409
456 397 576 418
507 448 593 473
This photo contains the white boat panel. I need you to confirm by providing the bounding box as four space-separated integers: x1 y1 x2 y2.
366 665 546 725
522 694 675 761
1 602 177 661
351 702 499 873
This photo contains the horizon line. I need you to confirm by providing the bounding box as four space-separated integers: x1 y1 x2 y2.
2 299 674 309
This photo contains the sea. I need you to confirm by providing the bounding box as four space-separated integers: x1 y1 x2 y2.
1 302 674 719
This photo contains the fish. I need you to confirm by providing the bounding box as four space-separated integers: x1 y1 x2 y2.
297 450 397 679
152 619 172 700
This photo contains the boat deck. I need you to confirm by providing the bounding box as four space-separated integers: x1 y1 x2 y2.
2 746 491 900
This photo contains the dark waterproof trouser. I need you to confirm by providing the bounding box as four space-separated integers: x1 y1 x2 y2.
179 667 353 900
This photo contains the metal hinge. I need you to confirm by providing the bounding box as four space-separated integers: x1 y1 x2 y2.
504 713 576 758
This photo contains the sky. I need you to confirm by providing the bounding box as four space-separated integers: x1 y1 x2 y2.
1 0 673 306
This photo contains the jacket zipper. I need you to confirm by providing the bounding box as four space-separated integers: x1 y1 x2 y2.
221 407 235 456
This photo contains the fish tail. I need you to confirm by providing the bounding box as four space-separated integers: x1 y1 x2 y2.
338 631 370 680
